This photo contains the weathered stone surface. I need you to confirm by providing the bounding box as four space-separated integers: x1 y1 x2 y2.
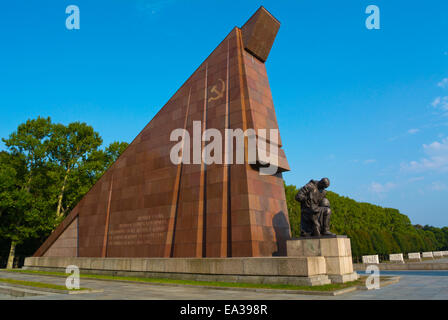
241 6 280 62
325 256 354 275
304 257 327 276
328 272 359 284
286 237 356 281
42 217 78 258
286 236 351 257
320 237 352 257
408 252 421 261
23 264 332 286
422 252 434 259
286 239 319 256
362 255 379 264
389 253 404 263
24 256 328 277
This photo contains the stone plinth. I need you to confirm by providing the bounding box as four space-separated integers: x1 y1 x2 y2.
362 255 379 264
23 256 331 286
408 252 421 262
433 251 444 258
422 252 434 259
389 253 404 263
286 236 358 283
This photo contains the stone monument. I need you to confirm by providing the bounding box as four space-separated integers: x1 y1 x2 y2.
32 6 291 260
286 178 358 283
295 178 334 237
24 7 358 286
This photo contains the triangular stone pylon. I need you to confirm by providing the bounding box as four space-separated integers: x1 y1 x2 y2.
34 6 291 258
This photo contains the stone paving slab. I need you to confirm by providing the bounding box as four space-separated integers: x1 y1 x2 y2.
0 270 447 300
418 258 448 264
354 258 448 271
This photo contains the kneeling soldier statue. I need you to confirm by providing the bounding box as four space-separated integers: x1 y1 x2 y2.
295 178 335 237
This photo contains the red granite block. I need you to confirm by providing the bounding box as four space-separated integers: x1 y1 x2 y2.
231 241 255 257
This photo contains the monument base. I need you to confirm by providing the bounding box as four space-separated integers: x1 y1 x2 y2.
23 256 332 286
328 272 359 284
286 235 359 284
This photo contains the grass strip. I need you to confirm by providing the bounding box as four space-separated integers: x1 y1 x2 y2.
1 269 370 292
0 277 86 291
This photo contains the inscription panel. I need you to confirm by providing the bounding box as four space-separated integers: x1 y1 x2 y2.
362 255 379 264
389 253 404 263
108 213 169 247
408 252 421 260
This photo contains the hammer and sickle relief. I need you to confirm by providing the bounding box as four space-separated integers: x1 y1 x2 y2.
208 78 225 102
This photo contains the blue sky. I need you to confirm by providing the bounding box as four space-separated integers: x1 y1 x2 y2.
1 1 447 226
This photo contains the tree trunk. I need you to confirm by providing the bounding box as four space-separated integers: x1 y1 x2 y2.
56 167 71 218
56 188 65 218
6 240 17 269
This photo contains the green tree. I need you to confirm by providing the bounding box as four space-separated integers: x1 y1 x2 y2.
2 117 52 192
0 117 128 268
1 117 55 268
48 122 103 219
284 183 300 237
57 140 129 213
0 152 54 268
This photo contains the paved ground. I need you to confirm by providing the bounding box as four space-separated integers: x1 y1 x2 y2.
418 258 448 263
0 270 448 300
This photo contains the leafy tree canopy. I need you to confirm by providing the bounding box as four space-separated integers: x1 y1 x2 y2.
0 117 128 267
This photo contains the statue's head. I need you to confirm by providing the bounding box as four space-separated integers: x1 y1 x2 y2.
318 177 330 190
320 197 330 208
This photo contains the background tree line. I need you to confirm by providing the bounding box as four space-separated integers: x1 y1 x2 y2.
0 117 128 268
285 183 448 262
